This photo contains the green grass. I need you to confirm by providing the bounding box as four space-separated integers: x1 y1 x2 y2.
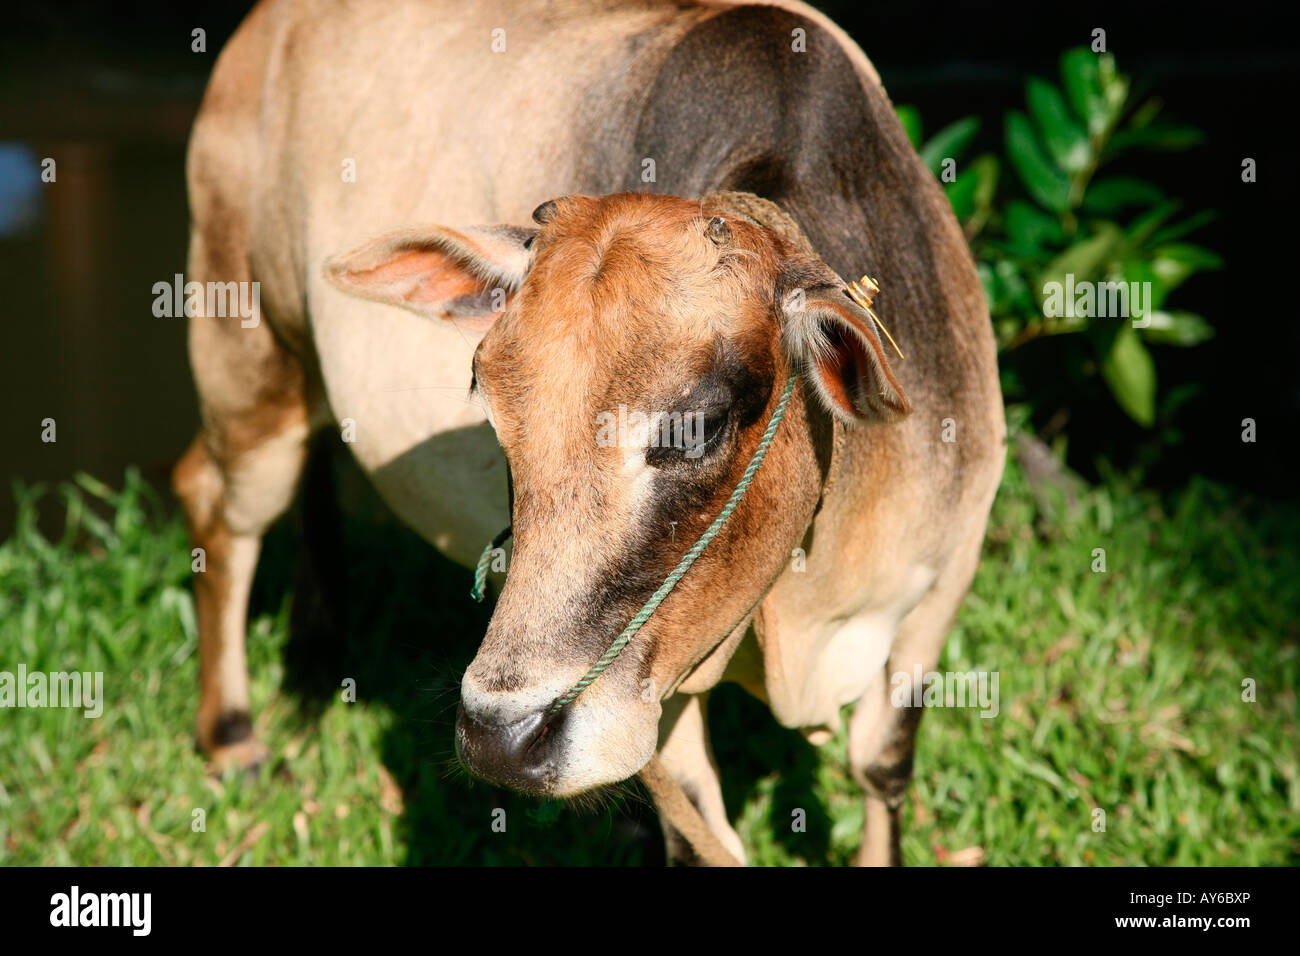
1 452 1297 866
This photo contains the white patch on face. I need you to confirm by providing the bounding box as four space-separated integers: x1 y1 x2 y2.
623 453 656 514
545 691 662 797
621 428 656 513
624 407 652 451
621 444 648 475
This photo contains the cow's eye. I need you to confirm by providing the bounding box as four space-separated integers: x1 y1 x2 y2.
646 407 729 466
691 411 727 451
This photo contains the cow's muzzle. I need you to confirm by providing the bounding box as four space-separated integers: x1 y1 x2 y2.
454 701 568 793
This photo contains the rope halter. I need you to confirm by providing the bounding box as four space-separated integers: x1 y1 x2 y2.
470 371 798 716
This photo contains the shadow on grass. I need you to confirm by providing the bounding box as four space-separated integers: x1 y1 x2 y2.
709 682 836 863
241 436 833 865
241 438 640 864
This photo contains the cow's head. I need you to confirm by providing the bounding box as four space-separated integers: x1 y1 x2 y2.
325 192 910 796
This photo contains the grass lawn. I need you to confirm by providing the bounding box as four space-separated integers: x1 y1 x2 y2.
1 446 1297 866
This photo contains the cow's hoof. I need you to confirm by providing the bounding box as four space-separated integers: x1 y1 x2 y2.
208 738 271 778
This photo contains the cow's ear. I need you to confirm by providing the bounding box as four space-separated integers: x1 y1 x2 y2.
781 275 910 424
323 224 536 332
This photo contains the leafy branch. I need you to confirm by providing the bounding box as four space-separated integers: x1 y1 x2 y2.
897 47 1221 428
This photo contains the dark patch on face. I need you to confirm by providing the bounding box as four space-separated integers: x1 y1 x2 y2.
643 340 754 468
643 337 772 468
455 700 567 793
567 334 776 649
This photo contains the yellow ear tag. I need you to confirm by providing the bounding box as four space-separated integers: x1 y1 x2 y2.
846 275 905 361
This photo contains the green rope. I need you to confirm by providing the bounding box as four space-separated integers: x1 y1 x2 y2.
469 372 798 716
470 524 514 602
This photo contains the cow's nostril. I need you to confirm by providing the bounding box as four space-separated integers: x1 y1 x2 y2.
455 702 563 793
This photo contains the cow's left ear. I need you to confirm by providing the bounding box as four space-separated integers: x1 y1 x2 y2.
780 271 910 424
323 224 536 332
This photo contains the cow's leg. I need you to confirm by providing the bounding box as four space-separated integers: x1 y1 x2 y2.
847 666 920 866
848 542 984 866
174 248 314 773
655 692 746 865
174 426 310 772
174 419 311 772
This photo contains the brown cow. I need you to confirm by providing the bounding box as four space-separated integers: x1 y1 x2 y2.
178 0 1003 865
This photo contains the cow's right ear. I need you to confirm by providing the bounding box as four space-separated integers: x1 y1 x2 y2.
323 224 536 332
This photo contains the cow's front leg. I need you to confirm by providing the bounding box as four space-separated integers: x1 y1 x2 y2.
654 692 746 865
849 543 985 866
848 668 919 866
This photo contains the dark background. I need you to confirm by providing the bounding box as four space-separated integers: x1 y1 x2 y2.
1 0 1296 539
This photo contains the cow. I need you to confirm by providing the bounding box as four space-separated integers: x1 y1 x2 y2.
175 0 1004 865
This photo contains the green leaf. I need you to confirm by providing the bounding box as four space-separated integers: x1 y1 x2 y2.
994 257 1036 315
1153 242 1224 270
1039 221 1125 295
1122 258 1165 313
1060 48 1108 137
1100 326 1157 426
971 153 1000 210
1137 310 1215 347
976 261 999 311
921 116 981 177
1005 111 1072 212
1148 210 1216 246
1127 199 1183 247
525 800 564 826
1127 96 1163 131
1149 243 1223 296
1096 53 1129 117
1160 381 1202 418
895 105 922 150
995 319 1021 349
1005 200 1066 254
1081 177 1165 214
1110 123 1205 154
1026 78 1090 172
945 168 979 223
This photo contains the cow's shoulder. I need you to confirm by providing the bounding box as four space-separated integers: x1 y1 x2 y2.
619 5 994 416
626 3 901 198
